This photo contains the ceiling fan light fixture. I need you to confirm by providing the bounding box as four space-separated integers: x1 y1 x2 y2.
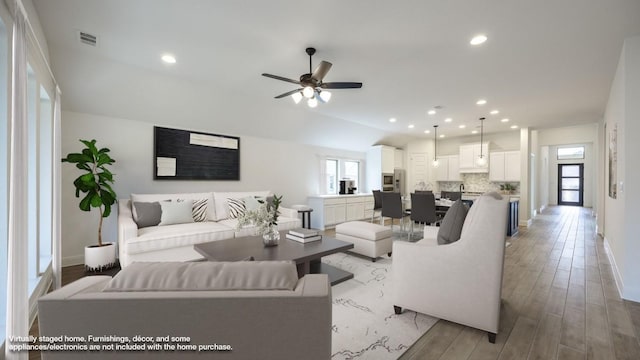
307 97 318 108
302 86 314 98
319 90 332 102
291 91 303 104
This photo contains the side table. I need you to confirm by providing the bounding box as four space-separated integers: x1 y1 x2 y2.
291 205 313 229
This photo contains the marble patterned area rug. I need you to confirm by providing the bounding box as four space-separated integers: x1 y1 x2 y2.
324 251 437 360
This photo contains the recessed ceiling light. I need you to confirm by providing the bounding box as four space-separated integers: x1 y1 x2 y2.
490 110 499 115
470 34 488 45
501 118 510 123
458 125 466 129
444 118 452 123
424 130 430 134
428 110 436 115
389 118 397 123
476 99 487 105
161 54 176 64
471 130 478 134
510 125 518 129
408 124 415 129
439 134 445 138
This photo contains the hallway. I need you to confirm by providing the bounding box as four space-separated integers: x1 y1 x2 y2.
401 206 640 359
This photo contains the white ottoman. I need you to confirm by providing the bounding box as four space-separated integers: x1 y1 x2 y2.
335 221 393 262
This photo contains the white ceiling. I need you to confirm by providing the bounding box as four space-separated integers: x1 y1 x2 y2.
32 0 640 149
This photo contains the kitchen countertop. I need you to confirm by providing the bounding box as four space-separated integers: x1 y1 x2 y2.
308 193 373 199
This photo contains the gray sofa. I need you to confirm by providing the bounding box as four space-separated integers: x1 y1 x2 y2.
38 261 332 359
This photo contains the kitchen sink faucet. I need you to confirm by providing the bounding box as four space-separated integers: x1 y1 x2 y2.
460 183 465 192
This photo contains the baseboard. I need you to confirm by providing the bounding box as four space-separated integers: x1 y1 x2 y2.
519 219 532 228
63 254 84 267
603 237 625 300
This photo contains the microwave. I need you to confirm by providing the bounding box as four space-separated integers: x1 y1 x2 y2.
382 173 394 186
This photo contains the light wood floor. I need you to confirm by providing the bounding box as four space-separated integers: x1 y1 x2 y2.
30 206 640 360
398 206 640 360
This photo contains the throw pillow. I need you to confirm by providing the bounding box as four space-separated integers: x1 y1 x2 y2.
191 198 208 222
227 198 246 219
159 200 194 226
243 196 261 211
133 201 162 228
437 199 468 245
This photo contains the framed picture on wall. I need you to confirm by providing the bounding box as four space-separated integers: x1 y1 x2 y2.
154 126 240 180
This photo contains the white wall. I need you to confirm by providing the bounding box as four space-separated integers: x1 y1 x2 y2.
538 146 549 211
429 131 521 156
602 35 640 302
61 111 365 265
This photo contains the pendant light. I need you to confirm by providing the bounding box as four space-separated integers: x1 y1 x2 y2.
476 117 487 166
432 125 439 168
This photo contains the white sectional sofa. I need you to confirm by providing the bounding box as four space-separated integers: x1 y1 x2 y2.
118 191 301 267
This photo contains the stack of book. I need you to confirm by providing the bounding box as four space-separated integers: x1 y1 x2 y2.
286 228 322 243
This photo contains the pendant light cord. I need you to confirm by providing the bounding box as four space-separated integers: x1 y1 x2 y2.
479 117 484 159
434 125 438 161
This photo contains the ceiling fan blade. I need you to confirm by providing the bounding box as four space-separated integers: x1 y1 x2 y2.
262 73 302 86
322 82 363 89
311 61 332 82
274 88 303 99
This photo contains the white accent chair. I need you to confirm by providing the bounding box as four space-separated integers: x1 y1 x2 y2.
391 192 509 343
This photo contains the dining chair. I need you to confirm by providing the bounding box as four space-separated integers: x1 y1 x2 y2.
408 193 438 240
381 192 407 231
415 190 433 195
372 190 383 224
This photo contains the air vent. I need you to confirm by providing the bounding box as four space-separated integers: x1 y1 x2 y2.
77 31 97 47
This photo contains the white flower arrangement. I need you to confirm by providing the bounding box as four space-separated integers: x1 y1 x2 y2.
236 195 282 236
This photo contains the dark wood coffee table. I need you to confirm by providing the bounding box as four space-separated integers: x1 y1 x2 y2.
194 231 354 285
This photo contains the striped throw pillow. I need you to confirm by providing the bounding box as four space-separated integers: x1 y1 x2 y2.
192 198 208 222
177 198 208 222
227 198 246 219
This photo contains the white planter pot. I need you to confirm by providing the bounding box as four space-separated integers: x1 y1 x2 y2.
85 242 116 272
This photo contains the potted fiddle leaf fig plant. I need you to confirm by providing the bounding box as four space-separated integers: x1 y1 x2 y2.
62 139 118 271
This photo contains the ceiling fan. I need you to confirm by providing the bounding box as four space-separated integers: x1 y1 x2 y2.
261 47 363 107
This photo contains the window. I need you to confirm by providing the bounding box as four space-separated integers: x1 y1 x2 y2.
557 146 584 160
0 14 9 344
323 158 361 194
325 159 338 194
343 161 360 190
26 66 54 294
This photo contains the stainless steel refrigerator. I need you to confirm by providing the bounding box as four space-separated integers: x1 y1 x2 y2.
393 169 405 195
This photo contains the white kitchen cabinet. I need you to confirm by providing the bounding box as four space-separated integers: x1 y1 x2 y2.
366 145 396 192
325 203 346 226
505 151 521 181
308 194 374 230
382 146 395 173
489 151 520 182
459 143 489 173
394 149 405 169
436 155 461 181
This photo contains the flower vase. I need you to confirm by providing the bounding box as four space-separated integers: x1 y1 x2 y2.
262 226 280 247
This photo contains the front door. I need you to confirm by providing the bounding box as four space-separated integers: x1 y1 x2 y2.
558 164 584 206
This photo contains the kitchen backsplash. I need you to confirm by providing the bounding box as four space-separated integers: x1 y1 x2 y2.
438 173 519 194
